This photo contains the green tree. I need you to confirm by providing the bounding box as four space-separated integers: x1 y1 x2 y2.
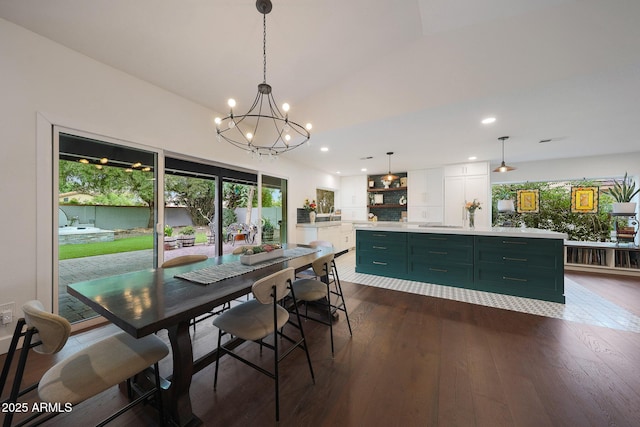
165 176 216 226
60 160 156 226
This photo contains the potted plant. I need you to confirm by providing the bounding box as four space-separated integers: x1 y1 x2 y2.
606 172 639 214
178 225 196 247
261 217 274 242
164 225 177 250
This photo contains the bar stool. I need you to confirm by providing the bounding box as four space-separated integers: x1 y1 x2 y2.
212 267 315 422
0 300 169 427
291 252 353 356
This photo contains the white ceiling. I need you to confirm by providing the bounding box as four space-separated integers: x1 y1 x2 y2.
2 0 640 176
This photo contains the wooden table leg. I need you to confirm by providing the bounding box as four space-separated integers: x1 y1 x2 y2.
165 321 202 426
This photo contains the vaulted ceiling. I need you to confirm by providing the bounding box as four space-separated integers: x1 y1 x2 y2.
2 0 640 175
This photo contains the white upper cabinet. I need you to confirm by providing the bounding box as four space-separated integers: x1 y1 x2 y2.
407 168 444 223
340 175 367 208
444 162 489 177
408 168 443 206
443 162 490 227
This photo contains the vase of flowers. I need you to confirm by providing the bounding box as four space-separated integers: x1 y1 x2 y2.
303 198 317 223
465 199 481 229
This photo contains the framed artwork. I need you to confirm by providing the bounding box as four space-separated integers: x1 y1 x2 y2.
517 189 539 213
571 186 599 213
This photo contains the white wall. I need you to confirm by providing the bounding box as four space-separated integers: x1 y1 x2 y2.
0 18 337 353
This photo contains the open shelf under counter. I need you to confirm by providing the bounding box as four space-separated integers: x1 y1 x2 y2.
564 240 640 276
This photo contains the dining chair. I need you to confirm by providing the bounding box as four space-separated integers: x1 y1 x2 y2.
296 240 333 279
212 267 315 422
0 300 169 427
291 252 353 356
160 254 208 268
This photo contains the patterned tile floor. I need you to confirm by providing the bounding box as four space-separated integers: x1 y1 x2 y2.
335 251 640 334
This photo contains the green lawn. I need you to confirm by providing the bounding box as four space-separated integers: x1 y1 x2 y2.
58 232 209 260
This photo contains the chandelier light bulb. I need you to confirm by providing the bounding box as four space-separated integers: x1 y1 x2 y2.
282 103 290 112
246 132 253 140
305 123 312 131
228 120 236 129
283 123 290 133
227 99 236 108
214 117 222 125
284 134 291 143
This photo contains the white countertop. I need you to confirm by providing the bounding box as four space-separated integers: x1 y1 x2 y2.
296 222 346 228
354 222 567 239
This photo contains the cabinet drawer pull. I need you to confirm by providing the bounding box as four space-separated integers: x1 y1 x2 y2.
429 237 447 241
502 240 527 245
429 267 448 272
372 246 387 250
503 257 527 262
372 261 388 265
503 276 527 282
429 251 448 255
372 233 387 238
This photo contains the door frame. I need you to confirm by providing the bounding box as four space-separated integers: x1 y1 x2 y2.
37 113 164 331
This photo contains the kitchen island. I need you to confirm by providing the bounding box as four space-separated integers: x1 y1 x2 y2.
355 223 567 303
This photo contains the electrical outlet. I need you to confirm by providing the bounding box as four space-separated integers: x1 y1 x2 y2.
1 310 11 325
0 302 15 326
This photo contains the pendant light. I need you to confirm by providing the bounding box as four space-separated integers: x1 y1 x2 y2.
493 136 516 172
381 152 398 188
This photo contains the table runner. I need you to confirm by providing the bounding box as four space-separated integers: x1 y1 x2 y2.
175 247 319 285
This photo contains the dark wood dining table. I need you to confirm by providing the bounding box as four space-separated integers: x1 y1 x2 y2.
68 244 329 427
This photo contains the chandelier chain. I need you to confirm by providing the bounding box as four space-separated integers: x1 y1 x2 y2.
263 13 267 84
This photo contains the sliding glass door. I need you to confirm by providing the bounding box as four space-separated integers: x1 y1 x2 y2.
261 175 288 245
57 131 158 324
165 157 258 257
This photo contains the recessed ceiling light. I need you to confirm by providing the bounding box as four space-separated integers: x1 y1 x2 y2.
321 147 329 152
468 156 477 160
361 168 367 172
336 171 341 174
481 117 496 124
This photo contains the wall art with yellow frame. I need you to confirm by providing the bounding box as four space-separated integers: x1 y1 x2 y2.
570 186 599 213
516 189 539 213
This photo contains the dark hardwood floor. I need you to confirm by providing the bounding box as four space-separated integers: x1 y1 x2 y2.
3 272 640 426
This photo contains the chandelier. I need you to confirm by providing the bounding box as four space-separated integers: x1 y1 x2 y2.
214 0 312 160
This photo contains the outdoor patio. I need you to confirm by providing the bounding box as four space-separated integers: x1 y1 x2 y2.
58 239 275 322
